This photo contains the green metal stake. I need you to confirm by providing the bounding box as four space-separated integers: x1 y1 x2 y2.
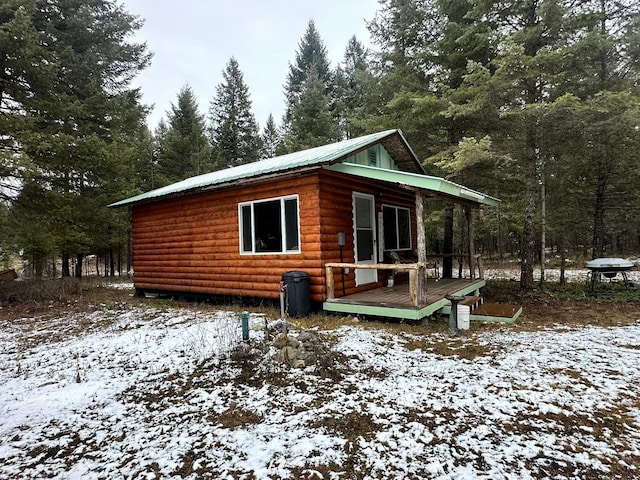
241 311 249 342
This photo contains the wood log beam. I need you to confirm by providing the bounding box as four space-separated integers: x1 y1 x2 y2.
325 264 335 301
465 206 476 280
414 191 427 305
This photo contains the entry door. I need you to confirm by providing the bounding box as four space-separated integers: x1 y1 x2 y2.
353 192 378 286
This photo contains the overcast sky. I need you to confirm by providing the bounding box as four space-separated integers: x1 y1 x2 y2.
120 0 381 131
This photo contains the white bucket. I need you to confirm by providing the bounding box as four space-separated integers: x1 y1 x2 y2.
457 305 470 330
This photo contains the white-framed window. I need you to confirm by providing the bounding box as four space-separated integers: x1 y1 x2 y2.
239 195 300 254
383 204 411 251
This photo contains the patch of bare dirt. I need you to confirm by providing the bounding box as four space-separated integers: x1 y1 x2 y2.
511 298 640 330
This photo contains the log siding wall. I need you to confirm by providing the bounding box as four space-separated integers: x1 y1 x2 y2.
131 169 417 303
132 174 324 301
317 170 417 297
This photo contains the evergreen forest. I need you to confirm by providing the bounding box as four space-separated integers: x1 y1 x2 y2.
1 0 639 290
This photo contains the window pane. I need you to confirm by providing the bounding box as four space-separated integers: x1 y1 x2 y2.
383 206 398 250
241 205 252 252
239 196 301 254
355 197 372 228
356 229 374 261
398 209 411 249
284 198 299 251
254 200 282 252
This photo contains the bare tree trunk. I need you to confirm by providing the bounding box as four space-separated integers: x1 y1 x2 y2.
521 133 537 291
75 254 83 278
443 203 454 278
117 242 122 276
109 247 115 277
62 250 70 277
592 172 607 258
559 236 566 286
540 162 546 285
497 204 504 260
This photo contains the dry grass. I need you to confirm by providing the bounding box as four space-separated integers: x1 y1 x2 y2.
482 279 640 329
3 277 640 479
3 276 637 330
209 402 264 429
310 409 379 443
402 334 496 359
4 277 638 365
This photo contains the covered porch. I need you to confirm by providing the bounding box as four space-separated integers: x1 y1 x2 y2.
320 162 521 322
323 261 522 322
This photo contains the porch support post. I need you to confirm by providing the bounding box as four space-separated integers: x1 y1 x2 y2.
415 191 427 305
443 203 454 279
465 206 476 280
325 265 335 300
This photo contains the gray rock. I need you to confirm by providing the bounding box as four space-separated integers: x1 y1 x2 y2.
299 350 316 364
274 346 299 365
298 331 317 343
272 333 289 349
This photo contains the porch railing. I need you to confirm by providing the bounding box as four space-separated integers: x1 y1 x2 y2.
325 254 484 308
325 262 426 307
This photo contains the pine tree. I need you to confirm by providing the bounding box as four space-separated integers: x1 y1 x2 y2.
283 20 332 130
157 85 211 183
0 0 53 201
452 0 640 285
280 66 339 153
333 36 375 139
261 114 281 158
3 0 150 276
209 57 262 168
366 0 449 156
462 1 573 289
368 0 439 87
557 0 640 257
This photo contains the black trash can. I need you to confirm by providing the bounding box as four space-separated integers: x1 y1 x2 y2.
281 270 311 317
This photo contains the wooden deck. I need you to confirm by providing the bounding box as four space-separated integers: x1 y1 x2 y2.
323 278 486 321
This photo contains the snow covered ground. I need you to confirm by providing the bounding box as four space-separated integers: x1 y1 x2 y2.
484 266 640 283
1 291 640 479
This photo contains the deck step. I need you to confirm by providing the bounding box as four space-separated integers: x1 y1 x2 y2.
442 295 482 311
470 303 522 323
459 296 482 310
441 295 483 315
441 299 522 323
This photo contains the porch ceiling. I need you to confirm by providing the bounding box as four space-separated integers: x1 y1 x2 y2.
325 163 499 207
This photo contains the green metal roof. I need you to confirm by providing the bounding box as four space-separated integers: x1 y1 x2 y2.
326 163 500 207
109 129 417 208
109 129 498 208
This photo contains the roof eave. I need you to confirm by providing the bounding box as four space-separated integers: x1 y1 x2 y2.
108 165 325 208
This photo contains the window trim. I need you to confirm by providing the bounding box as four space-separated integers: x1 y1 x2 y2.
238 194 301 255
382 204 412 251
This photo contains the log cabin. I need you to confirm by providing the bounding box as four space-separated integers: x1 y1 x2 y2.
110 129 518 322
